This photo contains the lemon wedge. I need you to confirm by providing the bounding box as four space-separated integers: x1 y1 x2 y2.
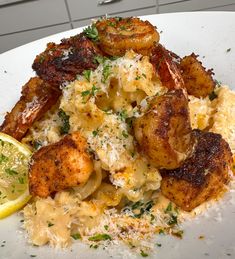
0 132 31 219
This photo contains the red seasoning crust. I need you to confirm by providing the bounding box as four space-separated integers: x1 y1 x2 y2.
160 129 232 211
134 89 192 170
96 17 160 56
0 77 60 141
150 44 185 90
32 34 103 87
29 132 93 198
180 53 215 98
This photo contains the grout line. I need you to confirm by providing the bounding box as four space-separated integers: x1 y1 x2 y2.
156 0 159 13
64 0 74 29
72 5 157 24
0 0 37 8
0 22 71 37
159 0 190 6
197 3 235 11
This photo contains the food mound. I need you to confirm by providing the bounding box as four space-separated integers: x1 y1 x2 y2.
0 17 235 255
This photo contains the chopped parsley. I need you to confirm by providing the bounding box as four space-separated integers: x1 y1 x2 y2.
209 91 218 101
18 177 24 184
165 202 173 213
33 140 42 150
5 168 18 176
58 109 70 135
226 48 231 52
81 85 99 99
81 90 91 97
47 221 54 227
90 244 99 249
117 109 128 122
140 250 148 257
164 202 179 226
88 233 112 241
0 154 8 164
135 75 141 80
122 130 128 138
104 225 109 230
91 85 99 96
83 24 99 41
120 25 126 30
39 55 45 64
71 233 81 240
108 21 116 27
124 200 154 218
92 129 99 137
83 70 91 82
94 55 105 64
102 64 111 83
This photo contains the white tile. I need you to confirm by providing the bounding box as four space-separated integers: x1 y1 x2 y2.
67 0 156 21
0 23 71 54
0 0 69 35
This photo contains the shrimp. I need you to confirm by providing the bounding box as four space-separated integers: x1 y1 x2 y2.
134 89 192 169
29 132 93 198
96 17 160 56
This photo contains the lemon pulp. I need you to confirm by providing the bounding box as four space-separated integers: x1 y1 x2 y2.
0 133 31 219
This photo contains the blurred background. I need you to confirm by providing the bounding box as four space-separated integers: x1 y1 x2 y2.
0 0 235 53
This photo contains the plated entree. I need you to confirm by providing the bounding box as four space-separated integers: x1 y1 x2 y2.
0 17 234 256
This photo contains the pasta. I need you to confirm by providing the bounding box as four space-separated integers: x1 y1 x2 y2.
13 17 234 256
22 50 235 252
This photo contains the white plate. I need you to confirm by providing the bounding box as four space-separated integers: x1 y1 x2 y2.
0 12 235 259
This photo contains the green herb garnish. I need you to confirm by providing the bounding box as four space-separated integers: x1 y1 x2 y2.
5 168 18 176
209 91 218 101
90 244 99 249
91 85 99 96
58 109 70 135
81 90 91 97
83 24 99 41
102 64 111 83
47 221 54 227
71 233 81 240
92 129 99 137
88 234 112 241
18 177 24 184
0 154 8 164
165 202 178 226
104 225 109 230
39 55 45 64
122 131 128 138
94 55 109 65
83 70 91 82
140 250 148 257
33 140 42 150
118 110 128 122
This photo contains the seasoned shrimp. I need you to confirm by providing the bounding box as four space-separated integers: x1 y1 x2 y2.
160 130 232 211
96 17 160 56
134 89 192 169
180 53 215 98
0 77 60 141
29 132 93 198
150 44 185 90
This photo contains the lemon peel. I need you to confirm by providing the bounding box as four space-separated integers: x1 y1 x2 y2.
0 133 31 219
